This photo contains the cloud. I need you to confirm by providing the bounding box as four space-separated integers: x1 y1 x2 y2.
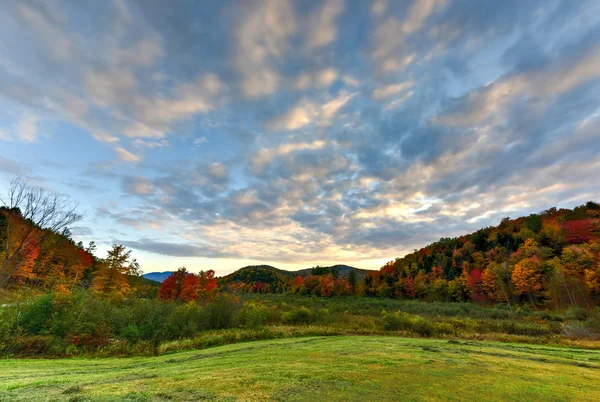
371 0 387 17
120 239 227 258
115 147 140 162
0 155 28 176
15 114 38 142
235 0 297 98
372 81 413 100
267 92 354 131
295 68 339 90
438 43 600 126
305 0 344 49
16 3 74 61
0 113 38 142
123 176 154 196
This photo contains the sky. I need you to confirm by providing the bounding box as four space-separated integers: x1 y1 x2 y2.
1 0 600 276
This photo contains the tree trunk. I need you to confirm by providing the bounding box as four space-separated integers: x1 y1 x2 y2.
0 263 12 289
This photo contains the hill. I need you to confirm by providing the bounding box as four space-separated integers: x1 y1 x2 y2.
141 271 174 283
363 201 600 306
216 264 370 294
294 264 371 279
1 336 597 401
218 265 291 293
146 264 369 286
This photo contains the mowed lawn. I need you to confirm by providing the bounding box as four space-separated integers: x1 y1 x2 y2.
0 337 599 401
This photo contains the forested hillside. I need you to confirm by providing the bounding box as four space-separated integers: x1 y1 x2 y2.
364 202 600 308
0 179 149 298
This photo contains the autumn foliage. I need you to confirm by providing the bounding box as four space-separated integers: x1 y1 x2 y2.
159 268 217 302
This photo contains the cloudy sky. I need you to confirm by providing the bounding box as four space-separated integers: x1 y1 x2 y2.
1 0 600 275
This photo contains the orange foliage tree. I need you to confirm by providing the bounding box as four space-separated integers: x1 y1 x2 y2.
512 256 543 304
92 244 140 296
159 268 217 302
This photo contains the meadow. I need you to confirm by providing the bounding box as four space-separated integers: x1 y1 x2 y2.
1 336 599 401
2 292 600 358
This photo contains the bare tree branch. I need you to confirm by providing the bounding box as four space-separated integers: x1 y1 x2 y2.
0 177 82 288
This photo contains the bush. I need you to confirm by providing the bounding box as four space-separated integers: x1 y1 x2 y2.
412 317 434 336
18 293 54 335
381 311 412 331
4 336 56 356
205 295 240 330
121 323 141 344
434 322 455 335
540 312 564 322
282 306 313 324
243 303 269 329
566 307 590 321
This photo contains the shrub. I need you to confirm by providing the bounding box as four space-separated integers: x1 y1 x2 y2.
121 323 141 344
434 322 455 335
205 295 240 330
566 307 590 321
244 303 269 329
540 312 564 322
282 306 313 324
381 311 412 331
0 305 18 344
412 317 434 336
18 293 54 335
5 336 55 356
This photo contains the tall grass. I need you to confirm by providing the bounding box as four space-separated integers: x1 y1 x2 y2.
1 291 599 357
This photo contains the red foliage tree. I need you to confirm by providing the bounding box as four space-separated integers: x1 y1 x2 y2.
159 268 218 302
563 219 595 243
293 275 304 288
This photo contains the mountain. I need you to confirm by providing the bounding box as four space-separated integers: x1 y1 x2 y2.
216 264 372 293
142 271 174 283
294 265 371 279
145 264 370 286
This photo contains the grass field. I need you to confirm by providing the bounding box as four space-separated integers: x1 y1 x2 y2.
1 336 599 401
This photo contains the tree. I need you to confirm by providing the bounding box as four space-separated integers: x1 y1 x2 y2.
319 274 335 297
512 256 543 304
563 219 595 244
92 244 140 296
158 267 189 301
524 214 543 233
158 268 217 302
196 270 217 300
0 178 81 288
347 270 357 295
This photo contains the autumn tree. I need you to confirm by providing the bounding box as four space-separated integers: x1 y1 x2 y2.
481 262 513 305
196 270 218 300
159 268 217 302
512 256 543 304
0 178 81 288
319 274 335 297
347 270 357 295
92 244 140 296
563 219 595 244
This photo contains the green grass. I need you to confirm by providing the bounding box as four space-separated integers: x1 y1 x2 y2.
1 336 599 401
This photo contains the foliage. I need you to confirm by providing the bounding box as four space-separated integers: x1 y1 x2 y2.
361 202 600 308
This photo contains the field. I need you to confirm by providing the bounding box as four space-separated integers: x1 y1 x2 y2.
1 336 599 401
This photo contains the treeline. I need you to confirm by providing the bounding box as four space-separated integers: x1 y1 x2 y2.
363 202 600 308
214 203 600 309
0 179 147 298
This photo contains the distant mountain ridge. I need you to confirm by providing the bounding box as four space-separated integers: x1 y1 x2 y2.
141 271 175 283
142 264 371 283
